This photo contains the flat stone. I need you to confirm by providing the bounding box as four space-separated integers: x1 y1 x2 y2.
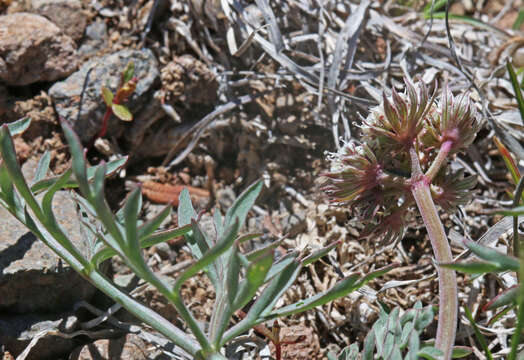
31 0 87 41
69 333 147 360
0 13 78 86
268 325 319 360
49 49 160 144
0 158 95 313
0 312 78 360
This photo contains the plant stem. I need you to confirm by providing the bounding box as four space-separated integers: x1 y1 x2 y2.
426 140 453 181
509 174 524 359
409 147 457 360
98 107 112 139
508 287 524 360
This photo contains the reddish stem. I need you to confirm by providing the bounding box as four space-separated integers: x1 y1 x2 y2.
95 92 123 142
97 107 113 139
409 146 457 360
426 140 453 181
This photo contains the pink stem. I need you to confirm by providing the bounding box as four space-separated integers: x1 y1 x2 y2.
410 147 457 360
426 140 453 181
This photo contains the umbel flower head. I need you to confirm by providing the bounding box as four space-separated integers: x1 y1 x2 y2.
324 80 480 242
323 143 382 203
422 85 481 153
431 169 478 211
323 141 410 243
363 80 437 150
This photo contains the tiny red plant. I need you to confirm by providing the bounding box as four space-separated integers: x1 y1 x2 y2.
96 61 138 141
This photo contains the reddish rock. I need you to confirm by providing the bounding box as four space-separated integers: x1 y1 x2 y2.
31 0 87 41
0 13 78 85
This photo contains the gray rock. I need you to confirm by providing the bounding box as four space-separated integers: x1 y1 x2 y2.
31 0 87 41
113 273 138 291
49 49 160 144
0 312 78 360
0 158 95 313
153 242 172 261
85 20 108 42
0 13 78 86
77 20 108 56
69 333 147 360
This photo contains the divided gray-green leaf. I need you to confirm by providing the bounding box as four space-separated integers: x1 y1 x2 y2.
0 118 395 359
224 180 263 229
33 150 51 185
332 302 442 360
31 156 127 194
7 117 31 136
465 240 520 271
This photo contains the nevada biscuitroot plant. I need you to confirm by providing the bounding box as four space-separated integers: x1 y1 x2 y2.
324 79 480 359
0 116 393 359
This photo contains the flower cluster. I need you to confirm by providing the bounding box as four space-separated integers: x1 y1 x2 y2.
422 87 481 153
324 80 480 242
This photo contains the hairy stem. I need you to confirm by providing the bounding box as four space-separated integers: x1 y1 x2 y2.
410 147 457 360
426 140 453 181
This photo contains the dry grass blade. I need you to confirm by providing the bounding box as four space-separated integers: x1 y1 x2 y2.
163 94 257 168
368 9 475 66
254 0 284 53
327 1 370 96
225 0 374 108
327 0 370 145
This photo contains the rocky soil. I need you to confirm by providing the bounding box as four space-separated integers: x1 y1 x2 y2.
1 0 524 359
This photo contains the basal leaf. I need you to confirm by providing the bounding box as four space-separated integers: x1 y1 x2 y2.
122 61 135 84
440 261 501 274
123 187 142 256
452 346 473 358
483 285 519 311
301 241 340 266
464 240 520 271
224 180 263 229
173 219 239 293
464 305 493 360
178 188 197 227
417 347 443 360
102 86 114 107
494 136 520 185
508 61 524 127
7 117 31 136
61 120 90 197
112 104 133 122
32 151 51 185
